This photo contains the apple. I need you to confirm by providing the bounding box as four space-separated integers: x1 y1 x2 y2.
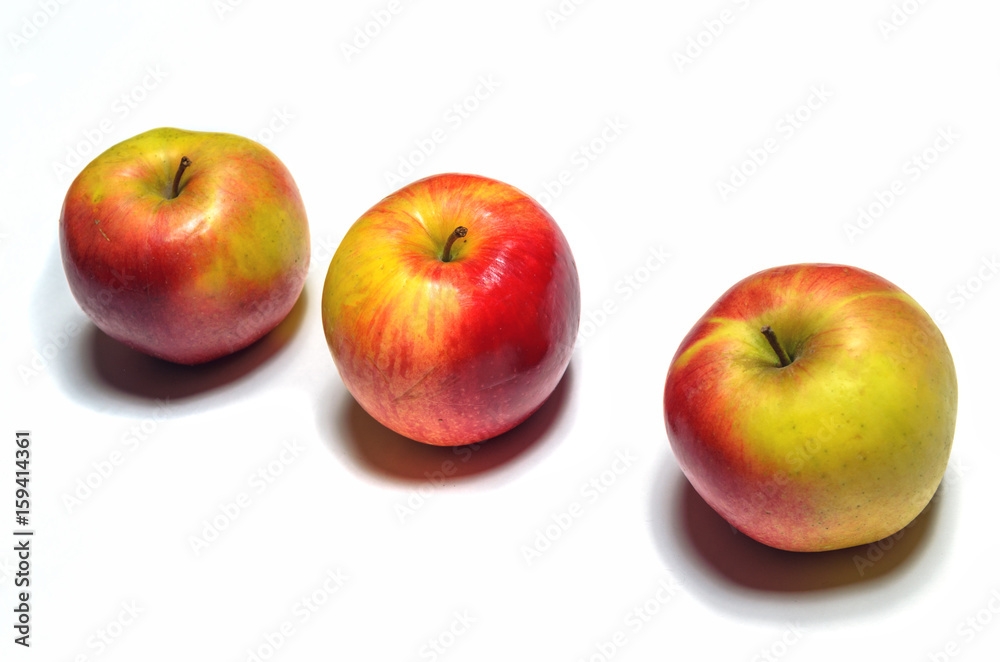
321 173 580 446
663 263 958 552
60 127 310 365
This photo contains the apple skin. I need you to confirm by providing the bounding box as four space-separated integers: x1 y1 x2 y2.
60 127 310 365
322 173 580 446
663 264 958 552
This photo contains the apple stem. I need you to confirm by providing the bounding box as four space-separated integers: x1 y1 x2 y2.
761 326 792 367
171 156 191 199
441 226 468 263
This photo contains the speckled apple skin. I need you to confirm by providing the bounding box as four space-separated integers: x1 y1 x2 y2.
664 264 957 552
60 127 309 364
322 173 580 446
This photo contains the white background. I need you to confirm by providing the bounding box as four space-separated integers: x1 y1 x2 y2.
2 0 999 660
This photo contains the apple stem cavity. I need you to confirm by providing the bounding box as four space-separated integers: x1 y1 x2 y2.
171 156 191 199
441 226 468 263
761 325 792 367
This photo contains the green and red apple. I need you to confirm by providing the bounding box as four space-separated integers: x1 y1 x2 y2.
663 263 958 552
60 127 310 365
322 173 580 446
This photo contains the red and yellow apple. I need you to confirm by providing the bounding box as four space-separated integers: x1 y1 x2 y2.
663 263 958 552
322 173 580 446
60 127 310 365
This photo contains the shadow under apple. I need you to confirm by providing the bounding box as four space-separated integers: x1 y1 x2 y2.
330 362 575 484
78 286 309 403
650 459 947 622
676 477 939 592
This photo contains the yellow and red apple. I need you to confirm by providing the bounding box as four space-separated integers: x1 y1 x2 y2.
663 263 958 552
322 173 580 446
60 127 310 365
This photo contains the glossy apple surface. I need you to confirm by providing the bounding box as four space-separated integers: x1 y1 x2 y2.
664 263 958 551
60 127 310 364
322 173 580 446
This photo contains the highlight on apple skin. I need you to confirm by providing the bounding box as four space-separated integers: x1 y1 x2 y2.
663 263 958 552
322 173 581 446
59 127 310 365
